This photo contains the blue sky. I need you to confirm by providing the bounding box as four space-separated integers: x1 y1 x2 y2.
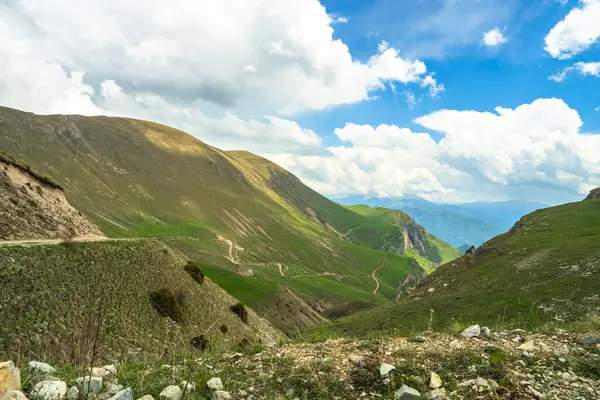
1 0 599 204
297 0 600 144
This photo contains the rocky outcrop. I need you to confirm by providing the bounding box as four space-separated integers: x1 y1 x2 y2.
585 188 600 200
0 361 21 397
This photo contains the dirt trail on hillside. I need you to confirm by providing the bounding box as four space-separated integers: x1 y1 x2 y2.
276 263 285 276
340 226 361 240
371 255 386 295
0 235 113 247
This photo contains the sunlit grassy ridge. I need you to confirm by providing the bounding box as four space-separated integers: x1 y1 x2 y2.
333 197 600 336
0 106 457 331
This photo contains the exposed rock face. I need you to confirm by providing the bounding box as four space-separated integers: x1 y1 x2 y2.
585 188 600 200
0 361 21 397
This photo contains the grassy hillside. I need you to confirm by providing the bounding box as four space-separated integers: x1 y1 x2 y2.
0 106 457 332
0 240 280 363
333 194 600 336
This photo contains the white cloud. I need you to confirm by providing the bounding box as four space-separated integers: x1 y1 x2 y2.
595 106 600 112
1 0 439 118
402 90 418 109
549 61 600 82
269 99 600 202
481 27 508 47
544 0 600 59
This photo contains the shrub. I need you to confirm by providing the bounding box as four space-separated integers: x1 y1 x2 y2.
149 288 185 323
230 302 248 323
184 261 205 285
190 335 210 352
220 324 228 334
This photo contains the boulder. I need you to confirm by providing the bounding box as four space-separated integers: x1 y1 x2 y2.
213 392 231 400
76 377 103 395
206 378 223 391
428 388 447 400
28 362 56 375
379 363 396 377
395 385 421 399
179 382 195 393
348 354 365 364
461 325 480 338
2 390 28 400
107 388 133 400
65 387 79 400
159 386 181 400
30 381 67 400
0 361 21 397
577 334 600 348
429 372 442 389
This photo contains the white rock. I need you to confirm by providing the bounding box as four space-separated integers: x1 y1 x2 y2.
0 361 21 396
348 354 365 364
76 377 102 395
481 327 491 336
66 386 79 400
428 388 446 400
213 392 231 400
107 388 133 400
475 377 489 387
379 363 396 377
159 386 181 400
237 390 248 398
395 384 421 399
554 344 569 357
102 365 117 376
206 378 223 391
136 396 154 400
28 362 56 375
517 341 537 352
2 390 28 400
461 325 481 338
30 381 67 400
179 381 195 393
429 372 442 389
104 383 124 396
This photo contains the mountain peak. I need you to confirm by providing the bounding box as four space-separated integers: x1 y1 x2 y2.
585 188 600 200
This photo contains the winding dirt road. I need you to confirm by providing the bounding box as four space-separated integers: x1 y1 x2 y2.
371 255 386 295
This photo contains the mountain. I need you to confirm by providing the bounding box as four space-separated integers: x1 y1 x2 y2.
0 106 457 334
335 195 547 248
333 191 600 336
0 156 280 362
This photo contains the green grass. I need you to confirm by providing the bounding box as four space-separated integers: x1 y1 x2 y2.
0 240 281 363
332 198 600 336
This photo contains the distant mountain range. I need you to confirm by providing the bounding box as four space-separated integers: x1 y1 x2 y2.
334 195 548 248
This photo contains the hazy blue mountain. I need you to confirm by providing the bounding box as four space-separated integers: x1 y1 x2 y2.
333 195 547 248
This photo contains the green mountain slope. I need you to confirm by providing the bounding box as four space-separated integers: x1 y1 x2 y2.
333 193 600 336
0 106 456 332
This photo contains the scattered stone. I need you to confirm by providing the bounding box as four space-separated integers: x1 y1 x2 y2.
517 341 537 351
428 388 446 400
30 381 67 400
383 378 391 385
206 378 224 391
481 326 491 336
159 386 181 400
554 344 569 357
285 388 295 398
411 376 425 386
0 361 21 396
461 325 480 338
348 354 365 364
458 377 488 388
104 383 124 396
179 382 196 393
102 365 117 377
577 334 600 348
2 390 28 400
137 396 154 400
237 390 248 398
213 391 231 400
528 387 545 399
379 363 396 377
408 337 427 343
88 368 107 378
107 388 133 400
76 377 103 395
429 372 442 389
28 362 56 375
66 386 79 400
395 385 421 399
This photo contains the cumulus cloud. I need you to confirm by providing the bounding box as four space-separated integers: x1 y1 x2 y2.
481 28 508 47
269 99 600 202
544 0 600 59
2 0 439 117
549 61 600 82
